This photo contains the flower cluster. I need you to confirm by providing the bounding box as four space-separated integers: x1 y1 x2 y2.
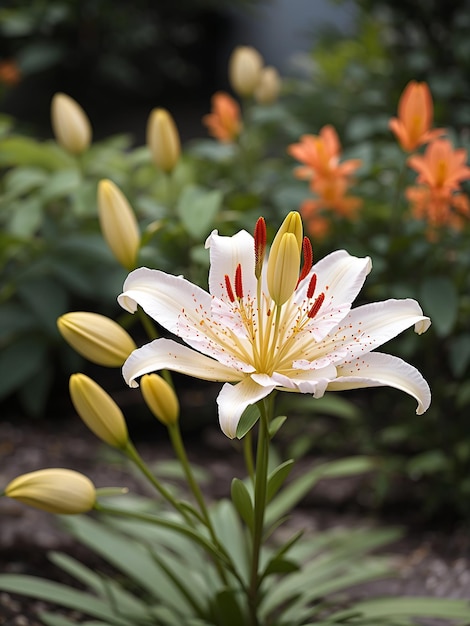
288 125 363 238
390 80 470 238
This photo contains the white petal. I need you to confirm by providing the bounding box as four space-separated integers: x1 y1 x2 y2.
123 338 242 388
118 267 211 335
328 351 431 414
118 268 253 372
205 230 257 301
305 299 431 365
217 377 275 438
286 250 372 343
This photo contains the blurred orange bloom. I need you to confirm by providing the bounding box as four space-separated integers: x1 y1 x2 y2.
202 91 242 143
389 80 444 152
0 59 21 86
406 138 470 236
310 177 362 219
288 125 361 182
406 186 470 238
407 138 470 193
289 125 362 224
299 200 331 240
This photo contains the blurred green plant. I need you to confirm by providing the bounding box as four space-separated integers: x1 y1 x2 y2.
0 0 259 99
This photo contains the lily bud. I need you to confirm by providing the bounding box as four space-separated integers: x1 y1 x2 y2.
140 374 179 426
51 92 92 155
57 312 137 367
267 233 301 306
146 108 181 173
228 46 264 97
69 373 129 449
4 469 96 514
254 66 281 105
97 179 140 270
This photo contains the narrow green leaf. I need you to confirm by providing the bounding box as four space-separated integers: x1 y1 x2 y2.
231 478 254 528
0 575 129 625
265 456 375 526
236 404 260 439
266 460 294 503
330 597 470 621
263 557 299 576
212 589 247 626
268 415 287 438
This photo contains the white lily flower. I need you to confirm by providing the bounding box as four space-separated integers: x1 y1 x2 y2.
119 213 431 438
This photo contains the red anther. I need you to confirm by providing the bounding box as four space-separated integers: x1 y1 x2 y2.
225 275 235 302
307 273 317 299
254 217 267 278
297 237 313 284
235 263 244 299
307 292 325 318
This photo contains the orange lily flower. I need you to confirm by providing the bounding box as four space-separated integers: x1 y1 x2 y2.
389 80 444 152
202 91 242 143
406 138 470 237
407 138 470 193
0 59 21 86
288 125 361 182
310 176 362 219
299 199 331 240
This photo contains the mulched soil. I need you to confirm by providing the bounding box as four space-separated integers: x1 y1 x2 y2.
1 412 469 626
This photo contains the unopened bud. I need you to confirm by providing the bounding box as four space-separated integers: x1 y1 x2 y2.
254 66 281 105
146 108 181 173
51 92 92 155
229 46 264 97
140 374 179 426
97 179 140 270
57 312 137 367
69 373 129 449
4 469 96 514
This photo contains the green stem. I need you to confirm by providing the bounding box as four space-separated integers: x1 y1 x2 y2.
167 422 229 585
390 157 409 238
123 440 192 524
248 399 271 626
244 428 255 483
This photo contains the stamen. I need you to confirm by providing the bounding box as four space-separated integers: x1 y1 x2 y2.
307 292 325 318
225 275 235 302
297 236 313 285
235 263 244 299
254 217 267 279
307 273 317 299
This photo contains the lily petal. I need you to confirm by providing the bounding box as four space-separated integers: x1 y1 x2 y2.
327 352 431 414
300 298 430 366
123 338 242 388
205 229 257 301
217 377 275 438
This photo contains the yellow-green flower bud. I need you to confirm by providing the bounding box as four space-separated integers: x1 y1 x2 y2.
51 92 92 155
146 108 181 173
254 66 281 105
97 179 140 270
267 212 303 306
69 373 129 449
267 233 301 306
57 312 137 367
228 46 264 97
4 468 96 514
140 374 179 426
